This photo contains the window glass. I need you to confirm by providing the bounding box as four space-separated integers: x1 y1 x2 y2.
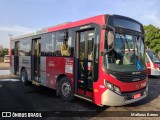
104 33 146 72
41 29 74 57
41 33 55 56
19 38 31 56
56 30 73 57
95 35 99 60
79 32 85 60
54 32 62 56
113 18 141 32
88 31 94 60
146 50 160 63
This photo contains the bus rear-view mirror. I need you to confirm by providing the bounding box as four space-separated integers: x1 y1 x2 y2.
107 31 114 47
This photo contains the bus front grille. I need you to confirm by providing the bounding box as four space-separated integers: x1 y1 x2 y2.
107 70 147 82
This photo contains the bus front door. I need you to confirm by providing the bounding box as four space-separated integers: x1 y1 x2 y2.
32 39 41 82
76 30 94 99
14 41 19 75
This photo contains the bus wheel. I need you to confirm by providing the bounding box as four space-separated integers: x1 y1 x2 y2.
59 77 74 101
20 69 30 85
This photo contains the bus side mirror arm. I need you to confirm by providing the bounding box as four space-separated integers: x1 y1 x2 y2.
101 25 115 56
101 47 114 56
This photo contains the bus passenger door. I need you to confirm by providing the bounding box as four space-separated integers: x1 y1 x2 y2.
32 39 41 82
76 30 94 99
14 41 19 75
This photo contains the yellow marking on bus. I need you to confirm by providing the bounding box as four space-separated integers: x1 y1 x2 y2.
32 81 41 86
94 89 98 92
74 94 92 102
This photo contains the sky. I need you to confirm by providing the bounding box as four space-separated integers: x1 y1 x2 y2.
0 0 160 48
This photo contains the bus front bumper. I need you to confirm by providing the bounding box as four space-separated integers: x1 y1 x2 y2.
101 87 148 106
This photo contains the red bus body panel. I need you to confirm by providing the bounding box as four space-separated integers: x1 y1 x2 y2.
46 57 74 89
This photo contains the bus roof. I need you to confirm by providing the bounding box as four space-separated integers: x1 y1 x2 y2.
12 14 105 40
11 14 142 41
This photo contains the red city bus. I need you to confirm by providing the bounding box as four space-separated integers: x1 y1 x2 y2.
10 14 148 106
146 50 160 76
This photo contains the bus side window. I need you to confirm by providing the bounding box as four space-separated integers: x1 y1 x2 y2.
54 39 62 56
55 30 73 57
60 40 71 56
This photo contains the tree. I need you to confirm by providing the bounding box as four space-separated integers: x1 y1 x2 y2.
144 24 160 54
0 48 9 57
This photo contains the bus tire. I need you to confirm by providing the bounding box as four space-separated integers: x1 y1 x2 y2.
20 69 30 85
59 77 74 102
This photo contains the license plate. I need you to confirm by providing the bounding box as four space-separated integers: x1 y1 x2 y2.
133 93 141 99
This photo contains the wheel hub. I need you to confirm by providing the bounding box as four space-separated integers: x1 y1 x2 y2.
62 82 71 97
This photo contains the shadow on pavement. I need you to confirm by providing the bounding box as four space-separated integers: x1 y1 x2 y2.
0 79 107 118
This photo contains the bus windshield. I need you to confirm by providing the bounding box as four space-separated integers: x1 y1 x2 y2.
146 50 160 64
104 33 146 72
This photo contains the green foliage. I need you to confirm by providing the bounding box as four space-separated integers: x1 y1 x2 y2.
0 48 9 57
144 24 160 54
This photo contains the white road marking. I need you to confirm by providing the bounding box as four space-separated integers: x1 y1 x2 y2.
0 79 20 82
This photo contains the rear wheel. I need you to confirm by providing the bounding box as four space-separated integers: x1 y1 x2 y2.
59 77 74 101
20 69 30 85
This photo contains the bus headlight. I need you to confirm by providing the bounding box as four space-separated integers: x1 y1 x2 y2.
104 80 121 94
114 86 121 94
104 81 114 90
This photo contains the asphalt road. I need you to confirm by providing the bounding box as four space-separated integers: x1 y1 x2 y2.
0 77 160 120
0 62 10 70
